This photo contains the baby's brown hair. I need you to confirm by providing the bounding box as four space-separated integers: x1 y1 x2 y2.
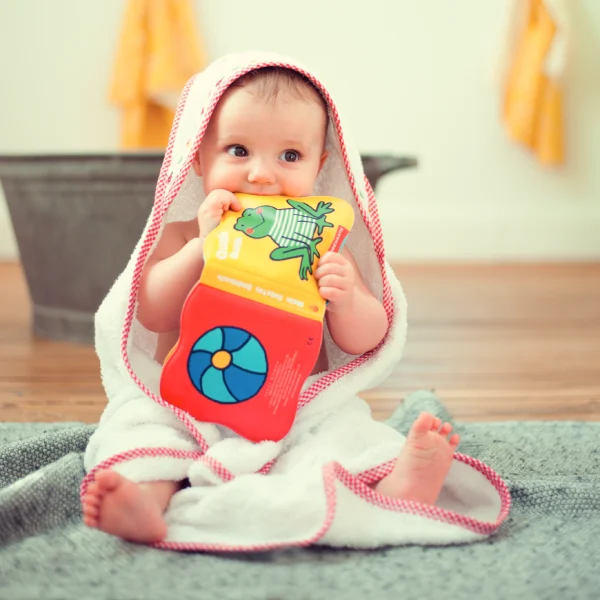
231 67 329 119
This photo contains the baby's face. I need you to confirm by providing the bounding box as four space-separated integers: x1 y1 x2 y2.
195 86 328 198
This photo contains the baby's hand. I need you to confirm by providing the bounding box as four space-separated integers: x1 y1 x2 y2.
315 251 355 312
197 189 242 238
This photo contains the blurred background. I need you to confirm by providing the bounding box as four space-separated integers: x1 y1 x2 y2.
1 0 598 264
0 0 598 426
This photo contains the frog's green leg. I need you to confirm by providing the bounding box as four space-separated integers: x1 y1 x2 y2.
270 246 313 280
287 199 334 218
301 214 333 236
315 200 334 215
286 200 334 235
316 215 333 235
287 199 315 215
314 202 334 235
308 237 323 262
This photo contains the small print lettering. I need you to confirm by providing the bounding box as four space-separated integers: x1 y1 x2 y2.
286 297 304 308
255 286 283 302
217 274 252 291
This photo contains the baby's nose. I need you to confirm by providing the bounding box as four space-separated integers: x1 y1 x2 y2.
248 160 276 184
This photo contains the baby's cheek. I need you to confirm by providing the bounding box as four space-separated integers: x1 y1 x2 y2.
286 168 318 197
208 160 240 191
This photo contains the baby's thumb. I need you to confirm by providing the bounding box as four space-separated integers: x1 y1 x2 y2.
229 194 242 212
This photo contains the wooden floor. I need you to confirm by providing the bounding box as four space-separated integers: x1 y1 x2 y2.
1 261 599 423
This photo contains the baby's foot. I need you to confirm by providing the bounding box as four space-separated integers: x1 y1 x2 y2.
376 412 460 505
82 470 167 544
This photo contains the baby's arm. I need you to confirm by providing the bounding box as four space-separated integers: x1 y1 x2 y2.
137 189 241 333
136 221 204 333
315 248 388 355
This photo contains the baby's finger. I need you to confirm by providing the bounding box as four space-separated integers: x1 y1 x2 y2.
320 251 346 265
318 287 343 303
228 194 243 212
317 274 347 290
315 261 346 280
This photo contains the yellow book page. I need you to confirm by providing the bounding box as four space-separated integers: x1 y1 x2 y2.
201 194 355 322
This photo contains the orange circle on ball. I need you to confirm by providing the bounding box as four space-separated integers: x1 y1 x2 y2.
211 350 232 370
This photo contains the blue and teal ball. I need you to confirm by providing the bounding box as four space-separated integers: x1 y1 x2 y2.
187 326 267 404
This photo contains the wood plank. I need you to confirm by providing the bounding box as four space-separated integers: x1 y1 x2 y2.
0 261 599 424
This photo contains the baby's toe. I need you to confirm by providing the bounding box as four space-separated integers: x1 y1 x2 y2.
83 501 99 516
83 494 101 508
439 422 453 437
83 514 99 528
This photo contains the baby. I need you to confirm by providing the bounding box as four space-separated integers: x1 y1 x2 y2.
82 67 460 544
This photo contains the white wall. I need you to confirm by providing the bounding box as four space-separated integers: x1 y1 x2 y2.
1 0 599 261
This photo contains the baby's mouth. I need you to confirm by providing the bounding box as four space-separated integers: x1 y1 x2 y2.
238 187 279 197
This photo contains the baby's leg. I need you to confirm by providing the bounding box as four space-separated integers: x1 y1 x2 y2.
82 471 180 543
375 412 460 505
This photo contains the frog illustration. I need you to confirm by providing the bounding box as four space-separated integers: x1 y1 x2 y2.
234 199 334 280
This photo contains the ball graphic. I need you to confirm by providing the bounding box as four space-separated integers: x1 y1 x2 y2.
187 326 267 404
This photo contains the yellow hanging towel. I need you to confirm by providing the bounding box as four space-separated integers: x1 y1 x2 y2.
502 0 570 166
109 0 207 149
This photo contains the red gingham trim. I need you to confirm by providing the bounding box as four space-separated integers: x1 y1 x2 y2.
151 461 338 553
349 452 512 536
199 454 234 482
92 61 510 548
113 77 210 457
80 447 204 498
196 455 275 482
365 177 393 314
153 75 198 213
149 453 510 553
356 459 396 486
80 447 274 499
258 459 276 475
354 452 513 531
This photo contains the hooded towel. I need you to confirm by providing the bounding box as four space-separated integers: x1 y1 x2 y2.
84 51 510 551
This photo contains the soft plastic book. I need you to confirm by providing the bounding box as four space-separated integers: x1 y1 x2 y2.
160 193 355 442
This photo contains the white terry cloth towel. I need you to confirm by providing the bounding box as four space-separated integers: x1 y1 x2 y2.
83 51 510 551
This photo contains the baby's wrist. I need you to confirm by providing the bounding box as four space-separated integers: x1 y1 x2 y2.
198 220 218 240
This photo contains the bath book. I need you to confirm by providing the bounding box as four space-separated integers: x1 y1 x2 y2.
160 193 355 442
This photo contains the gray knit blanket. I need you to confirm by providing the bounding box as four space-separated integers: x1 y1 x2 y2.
1 391 598 600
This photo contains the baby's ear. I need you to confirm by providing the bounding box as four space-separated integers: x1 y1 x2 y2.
192 152 202 177
318 151 329 173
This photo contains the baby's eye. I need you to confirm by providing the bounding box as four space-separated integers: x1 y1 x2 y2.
226 145 248 158
280 150 301 163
